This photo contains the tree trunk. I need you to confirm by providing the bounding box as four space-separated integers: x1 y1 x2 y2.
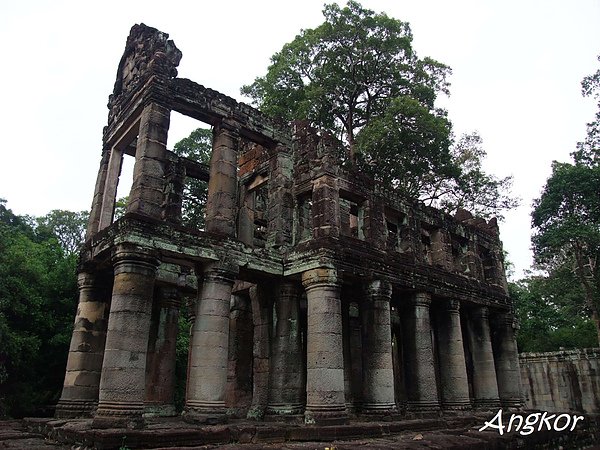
573 245 600 346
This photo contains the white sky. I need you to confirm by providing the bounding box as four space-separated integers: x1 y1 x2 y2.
1 0 598 279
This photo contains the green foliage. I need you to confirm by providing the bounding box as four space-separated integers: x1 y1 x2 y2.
241 0 450 154
35 209 88 255
355 96 455 198
242 2 517 219
530 56 600 345
173 128 212 229
174 308 191 412
0 199 78 417
511 274 597 352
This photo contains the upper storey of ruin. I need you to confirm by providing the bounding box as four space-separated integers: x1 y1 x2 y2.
85 24 510 308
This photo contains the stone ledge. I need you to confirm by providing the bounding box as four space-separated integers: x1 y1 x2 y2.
21 414 600 449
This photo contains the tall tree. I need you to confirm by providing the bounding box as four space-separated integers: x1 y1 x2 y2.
532 57 600 344
241 0 450 159
242 1 517 219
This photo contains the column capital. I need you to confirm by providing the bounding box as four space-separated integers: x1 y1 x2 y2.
197 260 239 285
77 272 96 290
443 299 461 313
364 279 392 302
408 291 432 307
111 245 159 276
301 267 339 290
279 280 302 299
215 118 241 135
471 305 490 320
493 310 517 328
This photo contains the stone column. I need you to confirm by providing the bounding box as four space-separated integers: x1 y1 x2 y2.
93 247 159 429
361 280 396 413
144 286 180 417
87 151 110 237
267 144 294 248
349 305 363 410
436 300 470 410
403 292 439 412
98 147 123 230
127 102 170 219
184 265 236 424
492 312 522 408
302 268 347 424
342 300 353 411
247 285 271 420
205 121 239 236
56 272 109 418
267 282 304 416
225 294 254 416
311 175 340 239
467 306 500 408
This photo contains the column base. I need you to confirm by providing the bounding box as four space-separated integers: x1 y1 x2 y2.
304 404 348 425
143 403 177 417
55 399 97 419
266 403 305 416
474 398 501 409
92 401 145 429
441 399 472 411
500 398 524 409
183 401 228 425
407 401 441 413
361 402 398 414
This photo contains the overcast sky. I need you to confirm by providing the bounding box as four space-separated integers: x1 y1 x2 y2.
1 0 598 278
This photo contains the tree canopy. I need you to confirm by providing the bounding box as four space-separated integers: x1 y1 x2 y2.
242 1 517 219
0 199 80 417
530 56 600 345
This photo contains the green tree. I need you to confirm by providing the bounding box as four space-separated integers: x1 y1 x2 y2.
434 133 518 220
511 273 597 352
0 200 79 417
36 209 88 255
241 0 450 159
531 58 600 345
242 1 517 219
173 128 211 229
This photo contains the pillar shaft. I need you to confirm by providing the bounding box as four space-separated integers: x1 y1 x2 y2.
205 122 239 236
403 292 439 411
467 306 500 408
144 286 180 417
493 312 522 408
247 285 271 420
98 147 123 230
56 272 109 418
225 294 254 416
361 280 396 413
184 266 235 423
302 268 347 423
87 152 110 237
93 248 158 429
267 282 304 415
436 300 470 409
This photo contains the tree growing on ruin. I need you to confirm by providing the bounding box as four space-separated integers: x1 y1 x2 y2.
242 1 517 219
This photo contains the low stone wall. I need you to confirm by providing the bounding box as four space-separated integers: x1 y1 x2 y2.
520 348 600 414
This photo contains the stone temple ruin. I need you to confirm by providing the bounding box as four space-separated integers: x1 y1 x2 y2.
55 24 522 429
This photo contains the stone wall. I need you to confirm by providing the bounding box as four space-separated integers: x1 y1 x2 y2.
520 348 600 414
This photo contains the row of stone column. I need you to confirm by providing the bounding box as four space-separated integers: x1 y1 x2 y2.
56 255 521 427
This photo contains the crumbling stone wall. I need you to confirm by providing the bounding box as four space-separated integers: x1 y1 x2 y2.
520 348 600 414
